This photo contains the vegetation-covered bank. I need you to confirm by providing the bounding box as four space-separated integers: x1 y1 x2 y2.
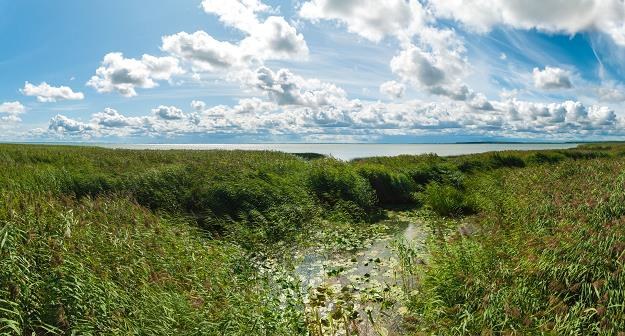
404 144 625 335
2 143 625 334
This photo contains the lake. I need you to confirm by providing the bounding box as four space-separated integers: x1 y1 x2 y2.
99 143 579 161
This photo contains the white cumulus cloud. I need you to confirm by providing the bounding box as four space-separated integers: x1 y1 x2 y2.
251 67 347 107
45 90 625 140
0 101 25 114
163 0 307 74
390 30 472 100
380 81 405 99
87 53 184 97
92 108 146 128
21 82 84 102
428 0 625 46
300 1 474 101
201 0 271 33
153 105 186 120
161 32 242 72
48 115 93 134
0 101 26 123
299 0 427 44
532 66 573 90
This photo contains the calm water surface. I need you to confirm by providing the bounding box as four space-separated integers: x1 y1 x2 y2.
100 143 578 161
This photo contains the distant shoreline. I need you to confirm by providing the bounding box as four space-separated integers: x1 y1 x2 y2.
1 141 615 146
1 142 582 161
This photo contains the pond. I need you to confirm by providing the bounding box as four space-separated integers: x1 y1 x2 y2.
295 215 427 335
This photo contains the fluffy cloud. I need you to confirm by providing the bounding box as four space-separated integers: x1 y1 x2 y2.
391 45 446 87
161 32 242 72
380 81 405 99
48 115 93 134
87 53 184 97
0 101 25 114
153 105 186 120
299 1 474 101
201 0 270 33
162 18 308 73
46 93 624 140
428 0 625 46
596 84 625 102
532 67 573 90
191 100 207 112
21 82 84 102
0 101 26 122
492 99 619 132
240 16 308 60
163 1 307 74
49 106 186 138
390 29 471 100
299 0 427 44
92 108 145 128
251 67 347 106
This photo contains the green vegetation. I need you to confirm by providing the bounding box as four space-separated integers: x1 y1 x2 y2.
403 146 625 335
2 143 625 335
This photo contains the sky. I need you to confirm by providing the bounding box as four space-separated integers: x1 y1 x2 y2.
2 0 625 143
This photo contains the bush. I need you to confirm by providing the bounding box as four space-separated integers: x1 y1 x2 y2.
122 165 193 212
559 150 610 160
407 164 447 185
456 158 488 173
188 176 316 240
488 153 526 168
356 164 415 205
527 152 566 165
419 182 473 217
308 159 377 217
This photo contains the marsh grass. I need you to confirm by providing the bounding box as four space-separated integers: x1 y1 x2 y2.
1 143 624 335
0 193 305 335
405 156 625 334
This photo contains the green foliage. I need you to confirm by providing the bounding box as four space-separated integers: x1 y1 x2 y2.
308 159 377 221
123 165 193 212
559 150 611 160
488 152 526 168
527 151 567 164
456 158 488 173
356 164 415 205
0 194 304 335
419 182 473 217
2 143 625 334
407 157 625 335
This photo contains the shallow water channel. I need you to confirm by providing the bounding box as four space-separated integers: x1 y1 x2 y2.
295 216 426 335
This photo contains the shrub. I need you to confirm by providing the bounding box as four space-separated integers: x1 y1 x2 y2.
308 159 376 216
527 152 566 165
122 165 193 212
559 150 610 160
356 164 415 205
292 152 326 160
419 182 473 217
407 163 458 186
488 153 526 168
456 158 488 173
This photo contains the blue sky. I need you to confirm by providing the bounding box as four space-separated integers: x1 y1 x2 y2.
2 0 625 143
